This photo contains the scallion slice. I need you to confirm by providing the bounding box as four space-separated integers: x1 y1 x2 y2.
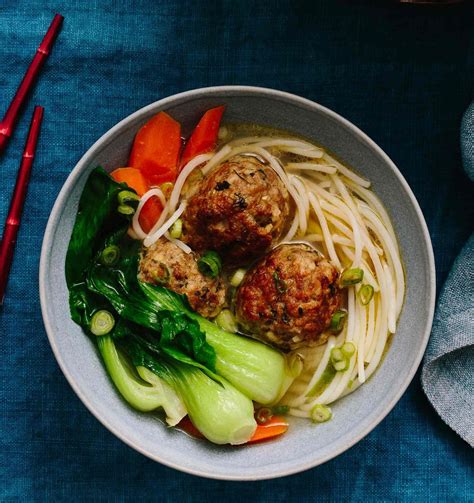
329 310 347 334
169 218 183 239
331 347 349 371
333 359 349 371
160 182 174 198
359 284 374 305
100 245 120 266
117 190 139 207
230 268 247 287
152 262 170 285
117 204 135 216
331 347 344 363
341 341 356 357
340 268 364 287
90 310 115 336
311 404 332 423
197 251 222 278
215 309 238 333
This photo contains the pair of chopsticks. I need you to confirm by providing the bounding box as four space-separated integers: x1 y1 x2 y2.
0 14 63 305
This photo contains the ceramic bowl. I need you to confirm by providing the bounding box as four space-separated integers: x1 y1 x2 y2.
39 86 435 480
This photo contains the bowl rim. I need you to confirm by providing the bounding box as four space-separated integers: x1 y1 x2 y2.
39 85 436 480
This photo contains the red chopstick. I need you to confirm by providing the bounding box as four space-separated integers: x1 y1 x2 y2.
0 106 44 305
0 14 62 154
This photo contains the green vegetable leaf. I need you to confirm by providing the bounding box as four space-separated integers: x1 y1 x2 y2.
66 167 132 288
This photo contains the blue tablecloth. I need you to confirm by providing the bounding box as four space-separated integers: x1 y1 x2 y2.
1 1 473 500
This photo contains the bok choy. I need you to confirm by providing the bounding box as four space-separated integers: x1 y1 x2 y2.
65 167 293 445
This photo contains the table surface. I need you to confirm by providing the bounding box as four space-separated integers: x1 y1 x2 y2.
0 0 473 501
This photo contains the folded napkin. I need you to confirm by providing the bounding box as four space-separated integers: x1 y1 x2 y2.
421 102 474 447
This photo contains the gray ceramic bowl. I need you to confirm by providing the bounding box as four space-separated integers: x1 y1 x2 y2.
39 86 435 480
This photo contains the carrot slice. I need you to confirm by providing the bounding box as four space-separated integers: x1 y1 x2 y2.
181 105 225 167
110 167 162 234
139 197 163 234
248 416 288 444
110 167 149 196
129 112 181 185
177 415 288 444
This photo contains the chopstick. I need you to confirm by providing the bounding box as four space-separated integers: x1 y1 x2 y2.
0 106 44 305
0 14 62 154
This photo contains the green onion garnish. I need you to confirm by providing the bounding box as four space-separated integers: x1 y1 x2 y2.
197 250 222 278
311 404 332 423
331 347 345 363
160 182 174 198
215 309 238 333
333 359 349 372
90 310 115 336
230 268 247 287
117 204 135 216
340 268 364 287
153 262 170 285
117 190 139 216
341 342 356 357
117 190 139 207
329 310 347 334
256 407 273 425
100 245 120 266
359 284 374 305
169 218 183 239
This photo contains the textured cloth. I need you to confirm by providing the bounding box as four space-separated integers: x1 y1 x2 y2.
0 1 473 501
422 104 474 446
422 233 474 446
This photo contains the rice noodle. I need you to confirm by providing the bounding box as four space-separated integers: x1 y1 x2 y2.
132 188 167 240
130 131 404 420
286 163 337 174
283 147 324 158
164 232 193 254
308 192 341 268
143 202 186 247
281 213 299 242
168 153 214 213
322 153 371 188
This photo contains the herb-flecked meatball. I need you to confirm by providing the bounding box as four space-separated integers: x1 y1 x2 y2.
139 238 225 318
181 155 291 265
235 243 342 351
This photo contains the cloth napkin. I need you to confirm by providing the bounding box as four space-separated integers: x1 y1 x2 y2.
422 102 474 447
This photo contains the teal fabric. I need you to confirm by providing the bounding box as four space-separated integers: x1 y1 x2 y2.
422 231 474 446
0 0 473 501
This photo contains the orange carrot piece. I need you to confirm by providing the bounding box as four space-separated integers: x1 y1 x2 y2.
248 416 289 443
138 197 163 234
177 415 288 444
129 112 181 185
110 167 149 196
181 106 225 167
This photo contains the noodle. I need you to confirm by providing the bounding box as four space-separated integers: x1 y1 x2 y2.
130 127 405 419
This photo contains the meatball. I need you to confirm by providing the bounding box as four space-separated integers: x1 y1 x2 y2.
235 243 342 351
181 155 291 264
138 238 225 318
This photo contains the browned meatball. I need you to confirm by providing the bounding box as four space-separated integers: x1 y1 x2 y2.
181 155 291 264
235 243 342 351
138 238 225 318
